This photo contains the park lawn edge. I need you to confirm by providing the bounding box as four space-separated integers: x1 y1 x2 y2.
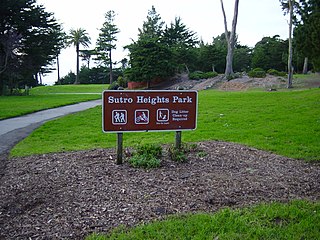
86 199 320 240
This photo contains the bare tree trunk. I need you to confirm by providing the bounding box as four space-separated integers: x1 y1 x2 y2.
303 57 308 74
109 49 113 84
74 44 80 84
57 55 61 84
220 0 240 78
287 0 293 88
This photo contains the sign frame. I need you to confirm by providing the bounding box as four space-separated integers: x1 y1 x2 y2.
102 90 198 133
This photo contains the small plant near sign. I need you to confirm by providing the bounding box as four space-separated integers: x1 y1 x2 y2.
168 146 187 163
197 150 208 158
128 144 162 169
169 143 199 163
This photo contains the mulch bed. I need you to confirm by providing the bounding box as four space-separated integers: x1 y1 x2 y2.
0 141 319 239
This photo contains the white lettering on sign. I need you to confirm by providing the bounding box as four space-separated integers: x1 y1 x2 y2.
136 96 170 105
108 96 133 104
172 96 192 103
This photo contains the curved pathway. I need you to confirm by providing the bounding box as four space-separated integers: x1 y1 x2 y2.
0 99 101 155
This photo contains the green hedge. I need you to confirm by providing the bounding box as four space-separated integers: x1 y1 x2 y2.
248 68 266 78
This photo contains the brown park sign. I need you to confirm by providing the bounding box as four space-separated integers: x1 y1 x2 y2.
102 90 198 132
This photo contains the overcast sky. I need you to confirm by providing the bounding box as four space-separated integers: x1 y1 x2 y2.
37 0 289 85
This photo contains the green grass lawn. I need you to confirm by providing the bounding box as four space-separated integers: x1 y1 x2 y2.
29 84 108 94
0 94 101 119
0 84 109 119
86 200 320 240
11 88 320 161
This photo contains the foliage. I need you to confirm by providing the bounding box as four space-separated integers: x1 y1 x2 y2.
162 17 198 72
293 0 320 71
128 154 161 169
116 76 127 88
251 36 288 71
95 10 119 84
58 66 122 85
128 144 162 169
0 0 65 95
11 88 320 161
126 6 200 85
168 146 187 162
189 71 218 80
248 68 267 78
66 28 91 84
267 69 287 77
125 36 174 86
125 6 174 87
135 144 162 158
108 81 119 90
86 200 320 240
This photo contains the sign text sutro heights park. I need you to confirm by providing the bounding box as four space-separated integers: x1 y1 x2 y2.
103 90 198 132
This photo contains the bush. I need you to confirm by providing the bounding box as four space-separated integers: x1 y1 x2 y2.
108 81 120 90
128 144 162 169
267 69 287 77
248 68 266 78
136 144 162 158
168 143 198 163
168 147 187 162
117 76 128 88
128 154 161 169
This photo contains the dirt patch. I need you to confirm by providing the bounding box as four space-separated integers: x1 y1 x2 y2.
153 73 320 91
1 141 319 239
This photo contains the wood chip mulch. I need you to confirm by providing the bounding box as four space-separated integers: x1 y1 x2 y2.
0 141 319 239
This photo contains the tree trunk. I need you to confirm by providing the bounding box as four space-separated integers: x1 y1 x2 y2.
57 55 61 84
287 0 293 88
220 0 240 78
109 49 113 84
303 57 308 74
74 44 80 84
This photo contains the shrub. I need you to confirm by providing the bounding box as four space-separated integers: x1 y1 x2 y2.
168 146 187 163
128 144 162 169
168 143 198 163
248 68 266 78
108 81 120 90
189 71 204 80
202 71 218 79
128 154 161 169
117 76 128 88
136 144 162 158
267 69 287 77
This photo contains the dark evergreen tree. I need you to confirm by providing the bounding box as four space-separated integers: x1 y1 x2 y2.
163 17 198 73
251 36 288 71
96 10 120 84
125 6 174 87
0 0 65 94
294 0 320 71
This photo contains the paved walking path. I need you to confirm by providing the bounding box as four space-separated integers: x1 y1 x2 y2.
0 99 101 155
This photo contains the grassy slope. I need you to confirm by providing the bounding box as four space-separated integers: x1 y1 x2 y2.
87 200 320 240
11 88 320 161
29 84 107 94
0 84 108 119
0 94 100 119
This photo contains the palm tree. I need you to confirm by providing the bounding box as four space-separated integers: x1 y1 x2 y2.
67 28 91 84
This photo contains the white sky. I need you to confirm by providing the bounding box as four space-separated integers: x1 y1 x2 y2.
37 0 289 85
